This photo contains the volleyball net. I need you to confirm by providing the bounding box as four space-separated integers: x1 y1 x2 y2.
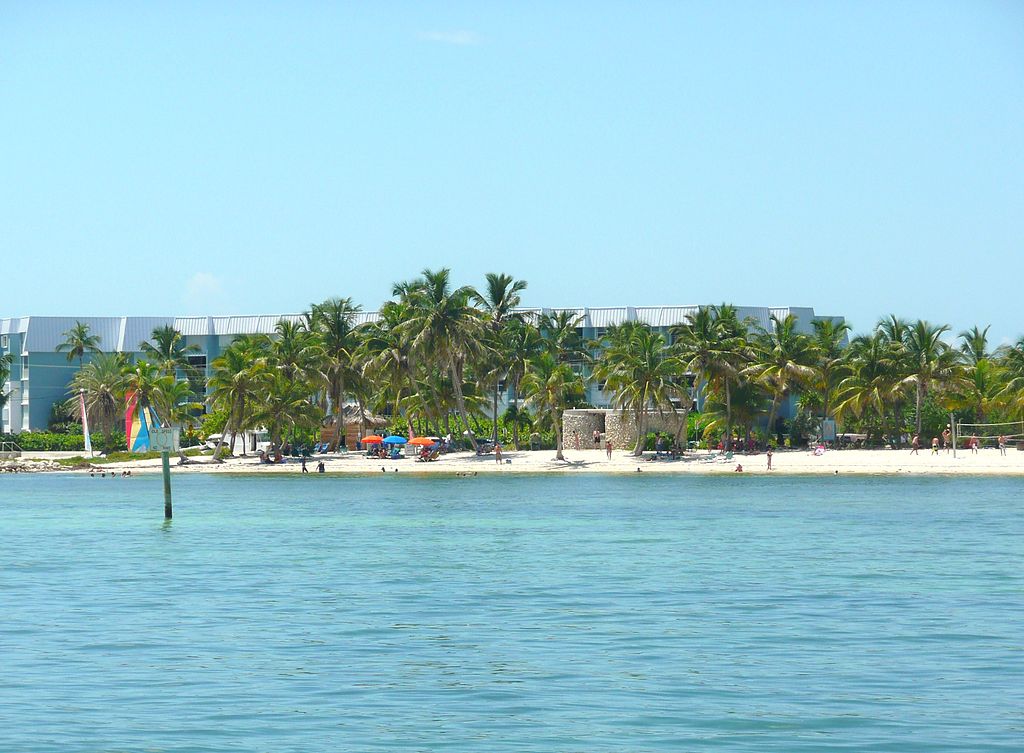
954 420 1024 447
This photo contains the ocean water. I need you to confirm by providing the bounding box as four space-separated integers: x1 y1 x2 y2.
1 472 1021 752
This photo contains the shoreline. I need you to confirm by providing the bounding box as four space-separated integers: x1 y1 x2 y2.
19 447 1024 477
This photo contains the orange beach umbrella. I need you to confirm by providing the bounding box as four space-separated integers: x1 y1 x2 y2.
408 436 436 446
361 435 384 444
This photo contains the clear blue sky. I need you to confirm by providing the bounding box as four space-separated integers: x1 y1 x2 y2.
3 2 1022 343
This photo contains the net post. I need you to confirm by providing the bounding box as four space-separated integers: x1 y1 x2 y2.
950 412 956 459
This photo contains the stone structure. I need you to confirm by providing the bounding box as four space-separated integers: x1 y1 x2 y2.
563 409 690 451
561 410 607 450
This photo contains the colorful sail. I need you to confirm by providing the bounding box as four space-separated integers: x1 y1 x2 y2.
125 392 161 453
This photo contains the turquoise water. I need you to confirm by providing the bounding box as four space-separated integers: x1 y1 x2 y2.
2 473 1021 752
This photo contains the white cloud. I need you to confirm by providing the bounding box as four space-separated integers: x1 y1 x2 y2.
183 272 224 313
417 30 482 46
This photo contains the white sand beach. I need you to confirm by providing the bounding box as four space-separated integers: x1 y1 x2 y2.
46 445 1024 477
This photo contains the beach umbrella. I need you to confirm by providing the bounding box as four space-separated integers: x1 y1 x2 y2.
383 435 408 444
408 436 435 446
362 435 384 444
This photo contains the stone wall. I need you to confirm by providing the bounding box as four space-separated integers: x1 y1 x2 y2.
561 409 606 450
564 409 689 451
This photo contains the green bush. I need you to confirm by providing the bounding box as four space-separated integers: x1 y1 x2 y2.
2 432 86 451
0 430 129 452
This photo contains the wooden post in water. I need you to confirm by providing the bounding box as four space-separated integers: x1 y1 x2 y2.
161 450 172 519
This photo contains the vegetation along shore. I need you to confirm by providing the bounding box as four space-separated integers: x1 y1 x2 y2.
3 267 1024 475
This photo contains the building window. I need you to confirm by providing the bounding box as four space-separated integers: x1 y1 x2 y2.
21 355 28 375
0 335 7 349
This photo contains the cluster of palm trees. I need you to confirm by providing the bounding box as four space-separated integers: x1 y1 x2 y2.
61 324 204 448
55 275 1024 457
203 270 587 459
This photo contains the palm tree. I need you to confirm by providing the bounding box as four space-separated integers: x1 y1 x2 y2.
810 318 851 421
953 357 999 425
901 320 962 437
746 314 818 442
272 319 317 384
360 300 417 437
249 372 323 450
834 333 904 445
959 325 991 366
877 315 912 348
593 323 685 456
502 318 544 448
538 310 588 365
521 352 585 461
122 360 175 428
474 273 528 445
398 268 487 452
207 336 269 459
140 325 200 378
56 321 102 368
699 380 769 447
66 352 129 443
953 325 995 423
995 338 1024 416
697 305 752 450
155 380 204 430
307 297 362 450
671 306 732 446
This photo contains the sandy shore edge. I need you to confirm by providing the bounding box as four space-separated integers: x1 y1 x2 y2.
29 447 1024 477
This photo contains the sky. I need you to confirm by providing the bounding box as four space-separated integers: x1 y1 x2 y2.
3 2 1023 344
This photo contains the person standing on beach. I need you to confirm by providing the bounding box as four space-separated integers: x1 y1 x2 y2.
766 446 773 471
942 426 952 453
593 429 601 449
998 435 1007 455
605 439 613 460
911 434 920 454
495 443 502 463
301 457 308 474
573 430 581 450
970 435 979 454
931 437 939 454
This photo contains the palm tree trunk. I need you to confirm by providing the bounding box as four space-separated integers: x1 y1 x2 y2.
493 381 500 445
554 409 565 460
633 405 645 456
357 397 366 441
725 380 733 451
511 377 521 450
212 401 240 462
678 406 690 455
766 393 780 446
449 356 478 452
915 383 923 437
335 377 346 450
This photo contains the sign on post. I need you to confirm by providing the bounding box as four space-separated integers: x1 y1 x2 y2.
149 427 180 453
821 419 837 443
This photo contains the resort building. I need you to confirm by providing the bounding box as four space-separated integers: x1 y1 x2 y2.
0 306 843 433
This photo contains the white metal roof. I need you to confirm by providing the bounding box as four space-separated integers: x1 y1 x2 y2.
1 305 842 353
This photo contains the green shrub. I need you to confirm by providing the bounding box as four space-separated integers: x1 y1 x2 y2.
1 432 86 451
